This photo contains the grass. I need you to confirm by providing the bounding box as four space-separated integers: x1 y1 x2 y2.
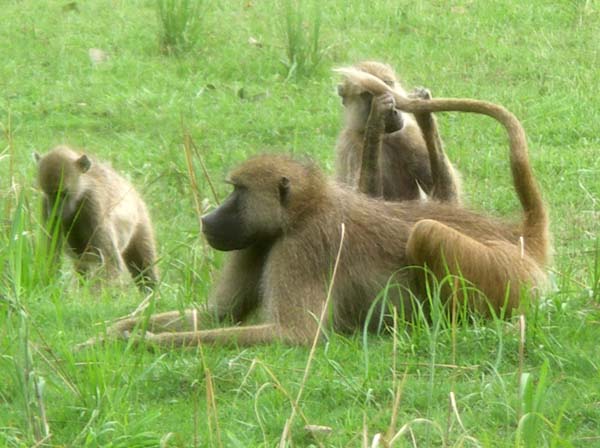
156 0 204 55
280 0 324 79
1 0 599 446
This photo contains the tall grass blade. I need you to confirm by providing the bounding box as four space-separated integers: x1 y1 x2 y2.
281 0 323 79
156 0 204 54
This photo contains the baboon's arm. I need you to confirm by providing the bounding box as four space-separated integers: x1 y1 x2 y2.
409 88 461 203
358 95 390 197
73 309 217 351
208 246 266 322
90 225 127 277
140 324 281 347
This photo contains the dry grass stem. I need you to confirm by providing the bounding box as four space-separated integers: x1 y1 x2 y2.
189 135 220 205
449 391 466 432
183 132 204 230
386 368 409 441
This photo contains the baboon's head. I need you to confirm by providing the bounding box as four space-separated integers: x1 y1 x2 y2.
34 146 92 214
336 61 403 133
201 155 326 251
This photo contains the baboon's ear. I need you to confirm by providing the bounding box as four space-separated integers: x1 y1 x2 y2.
33 152 41 163
336 84 344 97
76 155 92 173
278 176 290 206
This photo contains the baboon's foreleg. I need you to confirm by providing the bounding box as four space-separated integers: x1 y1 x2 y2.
358 93 397 197
76 246 270 350
86 226 128 280
409 88 461 204
73 309 215 350
123 222 159 291
135 323 292 347
406 219 524 315
208 245 267 322
115 309 212 334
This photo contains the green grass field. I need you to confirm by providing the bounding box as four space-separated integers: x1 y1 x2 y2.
1 1 599 446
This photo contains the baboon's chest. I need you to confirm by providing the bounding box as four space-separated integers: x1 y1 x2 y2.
62 204 98 255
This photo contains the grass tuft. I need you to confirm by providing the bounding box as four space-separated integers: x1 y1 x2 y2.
156 0 204 55
516 359 551 447
280 0 324 80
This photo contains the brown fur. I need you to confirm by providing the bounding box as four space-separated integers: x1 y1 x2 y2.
78 97 549 347
334 67 549 254
335 61 461 203
36 145 158 290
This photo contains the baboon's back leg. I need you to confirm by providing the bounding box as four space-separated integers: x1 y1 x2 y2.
410 88 461 203
406 219 523 315
123 222 159 290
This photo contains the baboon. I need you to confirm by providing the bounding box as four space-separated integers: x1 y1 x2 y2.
35 145 158 290
335 61 461 203
77 95 548 348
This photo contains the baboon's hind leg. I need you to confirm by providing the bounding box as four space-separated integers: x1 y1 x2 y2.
406 219 523 315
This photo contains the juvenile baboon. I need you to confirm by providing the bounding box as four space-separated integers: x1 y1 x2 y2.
335 61 461 203
78 96 548 347
35 145 158 290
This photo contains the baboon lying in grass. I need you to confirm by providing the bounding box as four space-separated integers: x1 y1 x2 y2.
335 60 461 203
77 92 548 348
36 145 158 291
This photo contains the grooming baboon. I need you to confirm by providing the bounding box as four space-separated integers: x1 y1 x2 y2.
335 61 461 203
78 96 548 348
35 145 158 290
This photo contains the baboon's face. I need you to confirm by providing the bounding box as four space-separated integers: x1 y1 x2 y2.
202 170 289 251
338 84 403 134
36 151 91 218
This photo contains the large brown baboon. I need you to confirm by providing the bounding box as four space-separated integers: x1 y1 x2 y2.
335 61 461 203
77 95 548 347
36 145 159 290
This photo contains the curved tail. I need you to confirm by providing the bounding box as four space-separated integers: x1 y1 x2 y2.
334 68 549 263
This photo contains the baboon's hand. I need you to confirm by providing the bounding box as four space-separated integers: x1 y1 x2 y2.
73 328 141 351
372 92 404 133
123 329 159 348
371 92 396 117
73 335 106 351
409 87 433 101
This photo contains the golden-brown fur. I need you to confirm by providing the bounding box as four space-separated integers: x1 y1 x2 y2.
78 96 549 347
334 67 549 259
335 61 461 203
36 145 158 290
